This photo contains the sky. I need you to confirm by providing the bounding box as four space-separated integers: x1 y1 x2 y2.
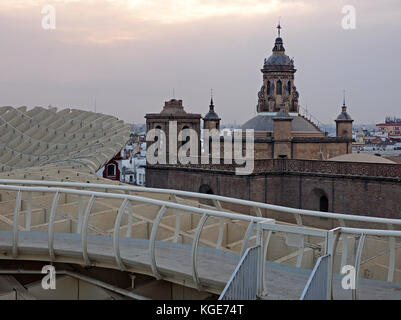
0 0 400 125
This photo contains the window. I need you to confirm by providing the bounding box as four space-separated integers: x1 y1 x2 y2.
154 125 162 142
287 81 291 94
107 164 116 176
320 196 329 212
267 81 271 95
199 185 214 206
276 80 282 95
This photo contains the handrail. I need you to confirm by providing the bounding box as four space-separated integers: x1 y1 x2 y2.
2 183 401 293
1 184 272 290
328 227 401 299
0 184 267 223
219 246 259 300
1 179 401 228
300 254 330 300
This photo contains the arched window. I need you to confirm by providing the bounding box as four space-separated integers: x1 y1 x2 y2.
199 184 214 205
287 81 291 94
199 184 213 194
320 196 329 212
276 80 282 95
267 81 271 95
154 125 162 142
107 164 116 177
182 126 190 144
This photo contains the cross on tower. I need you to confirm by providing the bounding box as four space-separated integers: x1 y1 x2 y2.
277 18 282 37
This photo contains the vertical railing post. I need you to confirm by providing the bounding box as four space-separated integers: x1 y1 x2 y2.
339 219 348 271
256 222 264 298
76 195 84 233
294 213 304 268
12 191 22 258
48 191 61 262
113 199 130 271
213 200 224 249
170 194 181 243
149 205 167 280
191 214 209 290
253 206 262 218
387 224 395 283
240 221 255 257
353 233 366 301
326 229 337 300
125 201 134 238
81 195 96 266
25 191 32 231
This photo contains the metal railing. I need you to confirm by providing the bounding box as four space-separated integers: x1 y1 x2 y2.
219 246 259 300
328 227 401 300
1 179 401 279
256 222 330 298
300 255 330 300
0 184 274 291
1 181 401 297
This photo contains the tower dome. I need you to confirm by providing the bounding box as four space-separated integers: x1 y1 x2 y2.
256 24 298 114
203 98 220 120
203 97 221 131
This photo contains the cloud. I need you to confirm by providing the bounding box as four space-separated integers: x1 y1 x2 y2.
0 0 400 124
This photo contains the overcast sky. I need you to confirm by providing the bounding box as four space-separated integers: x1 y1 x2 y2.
0 0 400 125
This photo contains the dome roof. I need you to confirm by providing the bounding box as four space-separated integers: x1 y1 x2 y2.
203 98 220 121
328 154 396 164
204 110 220 120
241 114 321 132
264 53 293 67
336 106 353 122
263 33 294 68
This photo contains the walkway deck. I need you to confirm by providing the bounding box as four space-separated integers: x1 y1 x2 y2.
1 231 400 300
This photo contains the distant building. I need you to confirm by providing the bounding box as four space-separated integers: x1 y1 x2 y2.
145 98 202 159
97 153 122 181
145 25 354 161
376 117 401 140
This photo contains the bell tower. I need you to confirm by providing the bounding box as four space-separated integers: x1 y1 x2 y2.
335 92 354 141
257 24 299 114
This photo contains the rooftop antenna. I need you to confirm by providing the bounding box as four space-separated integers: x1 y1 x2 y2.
173 88 175 99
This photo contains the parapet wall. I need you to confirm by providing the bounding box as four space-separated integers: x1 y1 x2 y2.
146 159 401 220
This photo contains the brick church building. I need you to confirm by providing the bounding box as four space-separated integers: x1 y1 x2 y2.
145 26 401 220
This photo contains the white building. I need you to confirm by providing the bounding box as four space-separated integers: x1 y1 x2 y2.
121 156 146 186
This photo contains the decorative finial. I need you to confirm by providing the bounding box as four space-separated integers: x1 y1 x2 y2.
277 17 282 37
210 89 214 110
343 89 346 107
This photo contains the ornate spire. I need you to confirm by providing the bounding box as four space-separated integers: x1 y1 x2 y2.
342 90 348 112
273 22 285 53
343 89 346 107
210 89 214 111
